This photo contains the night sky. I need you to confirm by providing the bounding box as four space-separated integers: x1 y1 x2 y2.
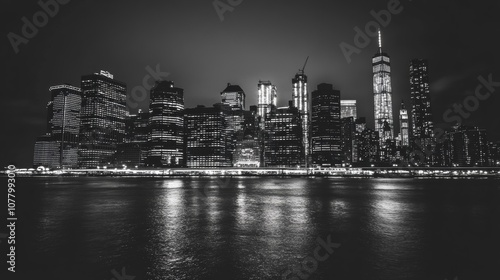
1 0 499 168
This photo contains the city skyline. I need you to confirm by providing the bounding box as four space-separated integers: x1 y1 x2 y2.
2 0 500 168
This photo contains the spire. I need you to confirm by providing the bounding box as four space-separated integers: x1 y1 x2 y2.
378 29 382 53
401 100 405 110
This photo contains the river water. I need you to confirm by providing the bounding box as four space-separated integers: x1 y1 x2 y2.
8 177 500 279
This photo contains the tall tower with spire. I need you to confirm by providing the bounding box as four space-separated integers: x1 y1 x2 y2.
372 30 394 146
292 56 310 167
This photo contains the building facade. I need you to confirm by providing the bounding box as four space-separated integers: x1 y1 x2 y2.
33 84 81 169
257 80 277 127
184 104 231 168
264 102 304 168
78 71 127 168
292 71 310 166
373 31 394 146
399 101 410 147
311 83 342 167
147 81 184 167
341 100 357 119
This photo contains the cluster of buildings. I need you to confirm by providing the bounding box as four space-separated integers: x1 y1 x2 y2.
33 33 500 169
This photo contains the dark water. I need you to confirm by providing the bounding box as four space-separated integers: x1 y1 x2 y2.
5 177 500 279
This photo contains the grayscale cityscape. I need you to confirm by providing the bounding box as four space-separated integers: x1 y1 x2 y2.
2 0 499 279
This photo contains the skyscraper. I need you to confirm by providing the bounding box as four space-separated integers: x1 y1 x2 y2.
410 59 434 146
341 100 357 119
33 84 82 168
399 101 410 147
221 83 246 165
257 80 277 127
78 71 127 168
292 65 310 166
184 104 231 168
264 101 304 168
311 83 341 167
147 81 185 167
373 30 394 145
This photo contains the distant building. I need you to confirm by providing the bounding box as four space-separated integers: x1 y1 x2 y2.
147 81 184 167
33 134 60 168
311 83 341 167
184 104 231 168
448 126 489 166
233 136 261 167
78 71 127 168
264 102 304 168
33 84 81 169
257 80 277 127
373 30 394 146
357 129 380 164
114 110 150 168
341 100 357 119
341 117 356 165
221 83 246 165
398 101 410 147
410 59 434 149
292 70 310 166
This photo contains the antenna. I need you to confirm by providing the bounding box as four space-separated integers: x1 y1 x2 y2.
378 29 382 53
299 56 309 74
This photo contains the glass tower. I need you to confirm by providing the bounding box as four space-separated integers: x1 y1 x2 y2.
410 59 434 144
292 71 310 167
78 71 127 168
373 30 394 146
257 80 277 127
147 81 185 167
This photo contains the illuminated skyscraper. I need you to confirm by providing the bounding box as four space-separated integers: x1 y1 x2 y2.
399 101 409 147
147 81 184 167
184 104 231 167
373 30 394 145
257 80 277 126
264 102 304 168
341 100 357 119
221 83 246 165
311 83 341 167
410 59 434 144
34 84 82 168
292 66 310 166
78 71 127 168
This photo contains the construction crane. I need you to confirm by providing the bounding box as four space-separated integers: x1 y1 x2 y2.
299 56 309 74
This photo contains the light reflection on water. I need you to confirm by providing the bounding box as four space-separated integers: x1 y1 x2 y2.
16 177 500 280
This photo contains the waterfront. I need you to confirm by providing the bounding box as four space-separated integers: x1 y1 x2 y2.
9 177 500 279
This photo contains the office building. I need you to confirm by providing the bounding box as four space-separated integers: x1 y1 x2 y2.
78 71 127 168
341 100 357 119
311 83 341 167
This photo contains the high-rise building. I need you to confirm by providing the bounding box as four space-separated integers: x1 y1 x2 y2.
399 101 410 147
341 100 357 119
221 83 246 165
33 84 82 169
311 83 341 167
264 102 304 168
357 128 380 164
341 117 357 165
114 110 150 167
292 69 310 166
184 104 231 168
410 59 434 145
373 30 394 145
78 71 127 168
257 80 277 127
448 126 489 166
147 81 185 167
